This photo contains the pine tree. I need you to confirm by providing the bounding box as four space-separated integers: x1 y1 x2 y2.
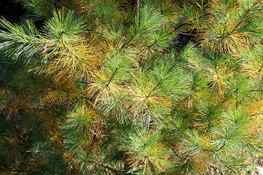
0 0 263 174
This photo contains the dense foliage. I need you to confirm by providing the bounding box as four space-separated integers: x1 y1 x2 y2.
0 0 263 174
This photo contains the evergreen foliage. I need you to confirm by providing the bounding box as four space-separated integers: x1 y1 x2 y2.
0 0 263 174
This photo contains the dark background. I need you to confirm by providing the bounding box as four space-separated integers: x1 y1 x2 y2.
0 0 25 22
